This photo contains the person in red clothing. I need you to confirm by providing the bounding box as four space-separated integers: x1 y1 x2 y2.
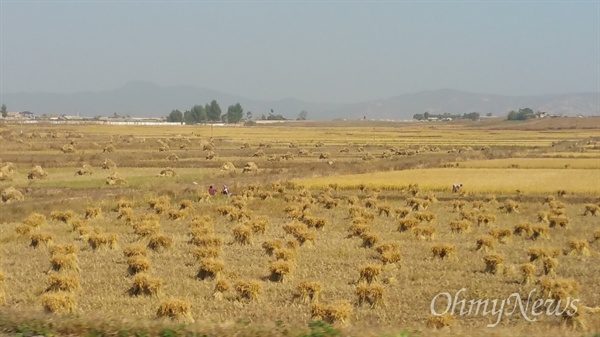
208 185 216 196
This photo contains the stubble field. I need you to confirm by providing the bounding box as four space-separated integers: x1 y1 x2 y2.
0 118 599 337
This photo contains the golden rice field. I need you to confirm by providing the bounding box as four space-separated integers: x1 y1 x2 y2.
295 168 600 194
0 119 599 337
453 158 600 169
541 151 600 158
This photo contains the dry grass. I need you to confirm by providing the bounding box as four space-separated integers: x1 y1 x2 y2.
514 222 534 237
147 234 173 252
530 225 549 241
28 165 48 180
50 210 76 223
583 203 599 216
427 313 454 329
48 243 77 256
489 228 512 243
127 256 152 275
88 233 118 250
46 273 80 292
30 233 54 248
483 254 504 274
129 273 162 296
234 279 261 302
156 298 194 322
397 218 419 232
568 239 591 256
192 247 221 260
232 224 253 245
520 263 536 285
23 212 46 227
106 171 127 185
549 215 570 228
84 207 101 219
357 264 382 284
542 257 558 276
273 248 297 262
212 279 230 301
1 186 24 203
123 244 147 257
355 283 385 308
295 168 600 194
296 280 322 304
475 235 495 252
262 239 283 256
2 123 600 333
268 260 295 283
360 232 380 248
197 258 225 280
502 199 520 213
431 244 455 259
311 300 353 324
449 220 471 234
49 253 79 273
376 242 403 265
41 292 76 313
527 247 562 263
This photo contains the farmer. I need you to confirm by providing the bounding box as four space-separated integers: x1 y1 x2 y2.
221 184 231 196
452 183 463 193
208 185 216 196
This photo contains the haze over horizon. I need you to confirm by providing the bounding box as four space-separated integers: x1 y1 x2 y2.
1 1 599 105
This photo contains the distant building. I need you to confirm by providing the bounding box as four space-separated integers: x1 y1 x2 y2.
3 111 35 119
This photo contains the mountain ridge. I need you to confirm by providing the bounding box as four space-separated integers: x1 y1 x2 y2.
2 81 598 120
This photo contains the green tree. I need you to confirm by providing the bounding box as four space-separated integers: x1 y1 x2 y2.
206 100 222 121
1 104 7 118
413 113 424 121
463 112 480 121
246 111 253 120
517 108 535 120
183 110 193 124
166 109 183 123
226 103 244 124
191 105 206 123
507 108 535 121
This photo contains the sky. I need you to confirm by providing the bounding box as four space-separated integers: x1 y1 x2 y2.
0 1 599 104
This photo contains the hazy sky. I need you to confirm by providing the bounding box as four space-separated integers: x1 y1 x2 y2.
1 1 598 104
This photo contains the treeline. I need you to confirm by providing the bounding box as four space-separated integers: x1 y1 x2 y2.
413 111 480 121
166 100 245 124
506 108 545 120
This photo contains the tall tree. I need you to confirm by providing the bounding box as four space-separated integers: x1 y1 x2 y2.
167 109 183 123
206 100 222 121
226 103 244 124
183 110 194 124
191 104 206 123
1 104 7 118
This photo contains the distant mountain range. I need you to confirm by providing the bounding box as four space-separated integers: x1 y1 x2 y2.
2 81 598 120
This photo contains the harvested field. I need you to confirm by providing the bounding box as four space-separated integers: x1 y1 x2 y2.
0 120 598 337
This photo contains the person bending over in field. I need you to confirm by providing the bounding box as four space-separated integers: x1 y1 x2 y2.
452 183 463 193
208 185 216 196
222 184 231 196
